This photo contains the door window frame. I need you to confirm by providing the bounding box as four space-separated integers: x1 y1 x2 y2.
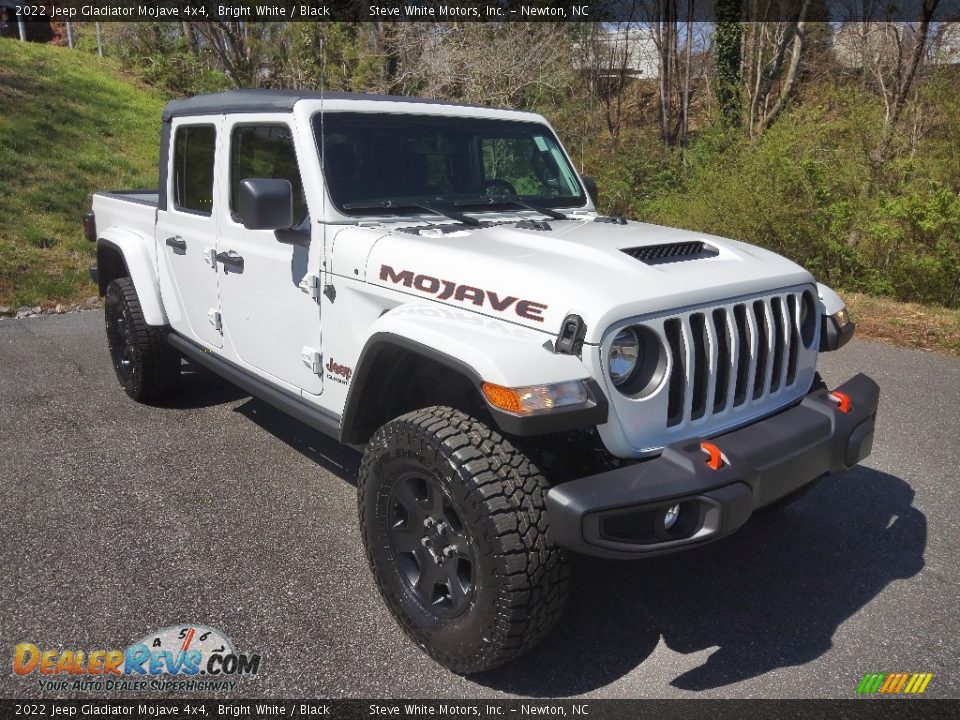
169 122 218 218
225 121 308 228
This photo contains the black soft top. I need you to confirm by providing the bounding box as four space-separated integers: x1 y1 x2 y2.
161 89 489 122
156 90 516 211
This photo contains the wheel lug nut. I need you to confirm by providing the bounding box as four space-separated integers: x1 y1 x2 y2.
421 537 430 547
423 518 435 528
443 546 455 558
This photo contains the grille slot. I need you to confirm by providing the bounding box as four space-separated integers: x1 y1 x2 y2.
787 294 800 385
732 304 750 406
689 313 710 421
770 296 785 393
664 319 686 427
646 290 812 433
622 241 719 265
711 308 730 413
752 301 769 399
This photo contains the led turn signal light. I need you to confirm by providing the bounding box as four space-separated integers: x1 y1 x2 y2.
701 441 724 470
481 383 524 414
481 380 589 415
829 390 851 413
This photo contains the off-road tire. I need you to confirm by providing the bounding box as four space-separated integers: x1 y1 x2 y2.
104 277 180 403
358 406 571 674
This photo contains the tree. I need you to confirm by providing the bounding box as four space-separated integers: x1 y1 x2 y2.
647 0 702 145
741 0 812 138
714 0 743 126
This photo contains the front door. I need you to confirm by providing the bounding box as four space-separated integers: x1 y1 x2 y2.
217 118 324 395
156 119 223 349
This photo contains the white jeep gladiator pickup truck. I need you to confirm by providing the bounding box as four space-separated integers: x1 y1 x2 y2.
86 90 878 673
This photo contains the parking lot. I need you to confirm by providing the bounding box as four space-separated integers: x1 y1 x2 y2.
1 311 957 698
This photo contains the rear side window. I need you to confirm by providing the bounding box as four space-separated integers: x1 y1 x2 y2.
230 125 307 225
172 125 216 215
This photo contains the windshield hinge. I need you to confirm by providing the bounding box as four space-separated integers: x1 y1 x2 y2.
302 347 323 375
207 309 222 333
299 273 321 300
203 247 217 268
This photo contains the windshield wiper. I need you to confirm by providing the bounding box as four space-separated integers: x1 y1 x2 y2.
342 198 481 226
452 195 568 220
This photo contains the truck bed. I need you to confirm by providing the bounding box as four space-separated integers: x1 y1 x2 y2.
91 189 158 244
98 190 159 208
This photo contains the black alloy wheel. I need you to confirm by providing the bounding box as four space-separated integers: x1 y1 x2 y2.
387 473 476 618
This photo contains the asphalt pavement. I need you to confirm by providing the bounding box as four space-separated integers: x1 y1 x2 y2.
1 310 957 699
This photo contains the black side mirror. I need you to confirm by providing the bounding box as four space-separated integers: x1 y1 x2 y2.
580 174 598 206
237 178 293 231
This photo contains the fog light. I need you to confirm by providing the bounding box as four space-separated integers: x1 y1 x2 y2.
663 503 681 530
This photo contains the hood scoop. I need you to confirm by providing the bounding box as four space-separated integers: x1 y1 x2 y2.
623 240 719 265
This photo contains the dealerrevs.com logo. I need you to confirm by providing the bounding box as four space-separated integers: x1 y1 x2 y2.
13 624 261 693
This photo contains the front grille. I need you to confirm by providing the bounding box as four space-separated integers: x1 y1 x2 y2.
622 241 719 264
662 290 810 428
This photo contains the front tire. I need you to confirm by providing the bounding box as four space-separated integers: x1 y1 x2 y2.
358 406 570 674
104 278 180 403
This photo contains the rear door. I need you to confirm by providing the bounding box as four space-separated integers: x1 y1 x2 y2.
217 117 324 394
156 118 223 348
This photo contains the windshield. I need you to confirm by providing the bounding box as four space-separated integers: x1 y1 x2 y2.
313 112 586 216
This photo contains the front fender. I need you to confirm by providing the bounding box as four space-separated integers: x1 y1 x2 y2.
367 304 590 387
97 228 167 326
341 304 607 441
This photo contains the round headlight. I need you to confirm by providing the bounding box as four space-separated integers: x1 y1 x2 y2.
607 325 669 398
609 327 641 386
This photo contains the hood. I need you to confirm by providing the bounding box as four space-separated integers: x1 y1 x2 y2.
356 217 814 344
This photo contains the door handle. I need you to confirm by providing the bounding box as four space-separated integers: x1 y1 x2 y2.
215 251 245 270
165 236 187 251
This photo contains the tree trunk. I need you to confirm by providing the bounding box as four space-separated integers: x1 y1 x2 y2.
715 0 743 126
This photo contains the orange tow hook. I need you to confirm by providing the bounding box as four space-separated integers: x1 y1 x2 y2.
829 390 851 413
701 441 724 470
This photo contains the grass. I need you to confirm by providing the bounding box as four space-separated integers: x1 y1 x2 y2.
845 292 960 357
0 39 165 308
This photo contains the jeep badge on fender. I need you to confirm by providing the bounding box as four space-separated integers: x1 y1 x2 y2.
88 89 877 674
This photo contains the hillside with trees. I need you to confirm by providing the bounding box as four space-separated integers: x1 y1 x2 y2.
2 14 959 321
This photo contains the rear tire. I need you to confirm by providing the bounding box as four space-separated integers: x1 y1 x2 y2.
104 278 180 403
358 406 570 674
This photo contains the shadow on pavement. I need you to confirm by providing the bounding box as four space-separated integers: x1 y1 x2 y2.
158 362 249 409
163 364 361 482
475 467 925 696
232 398 361 486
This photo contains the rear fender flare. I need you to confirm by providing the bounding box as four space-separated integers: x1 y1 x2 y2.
97 228 168 326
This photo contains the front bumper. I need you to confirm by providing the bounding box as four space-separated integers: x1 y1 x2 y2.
546 373 879 558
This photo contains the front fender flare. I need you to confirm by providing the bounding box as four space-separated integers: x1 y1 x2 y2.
341 305 607 442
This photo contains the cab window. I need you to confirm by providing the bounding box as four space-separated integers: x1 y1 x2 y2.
172 125 216 215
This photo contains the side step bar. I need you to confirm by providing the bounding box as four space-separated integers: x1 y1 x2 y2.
167 333 342 441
